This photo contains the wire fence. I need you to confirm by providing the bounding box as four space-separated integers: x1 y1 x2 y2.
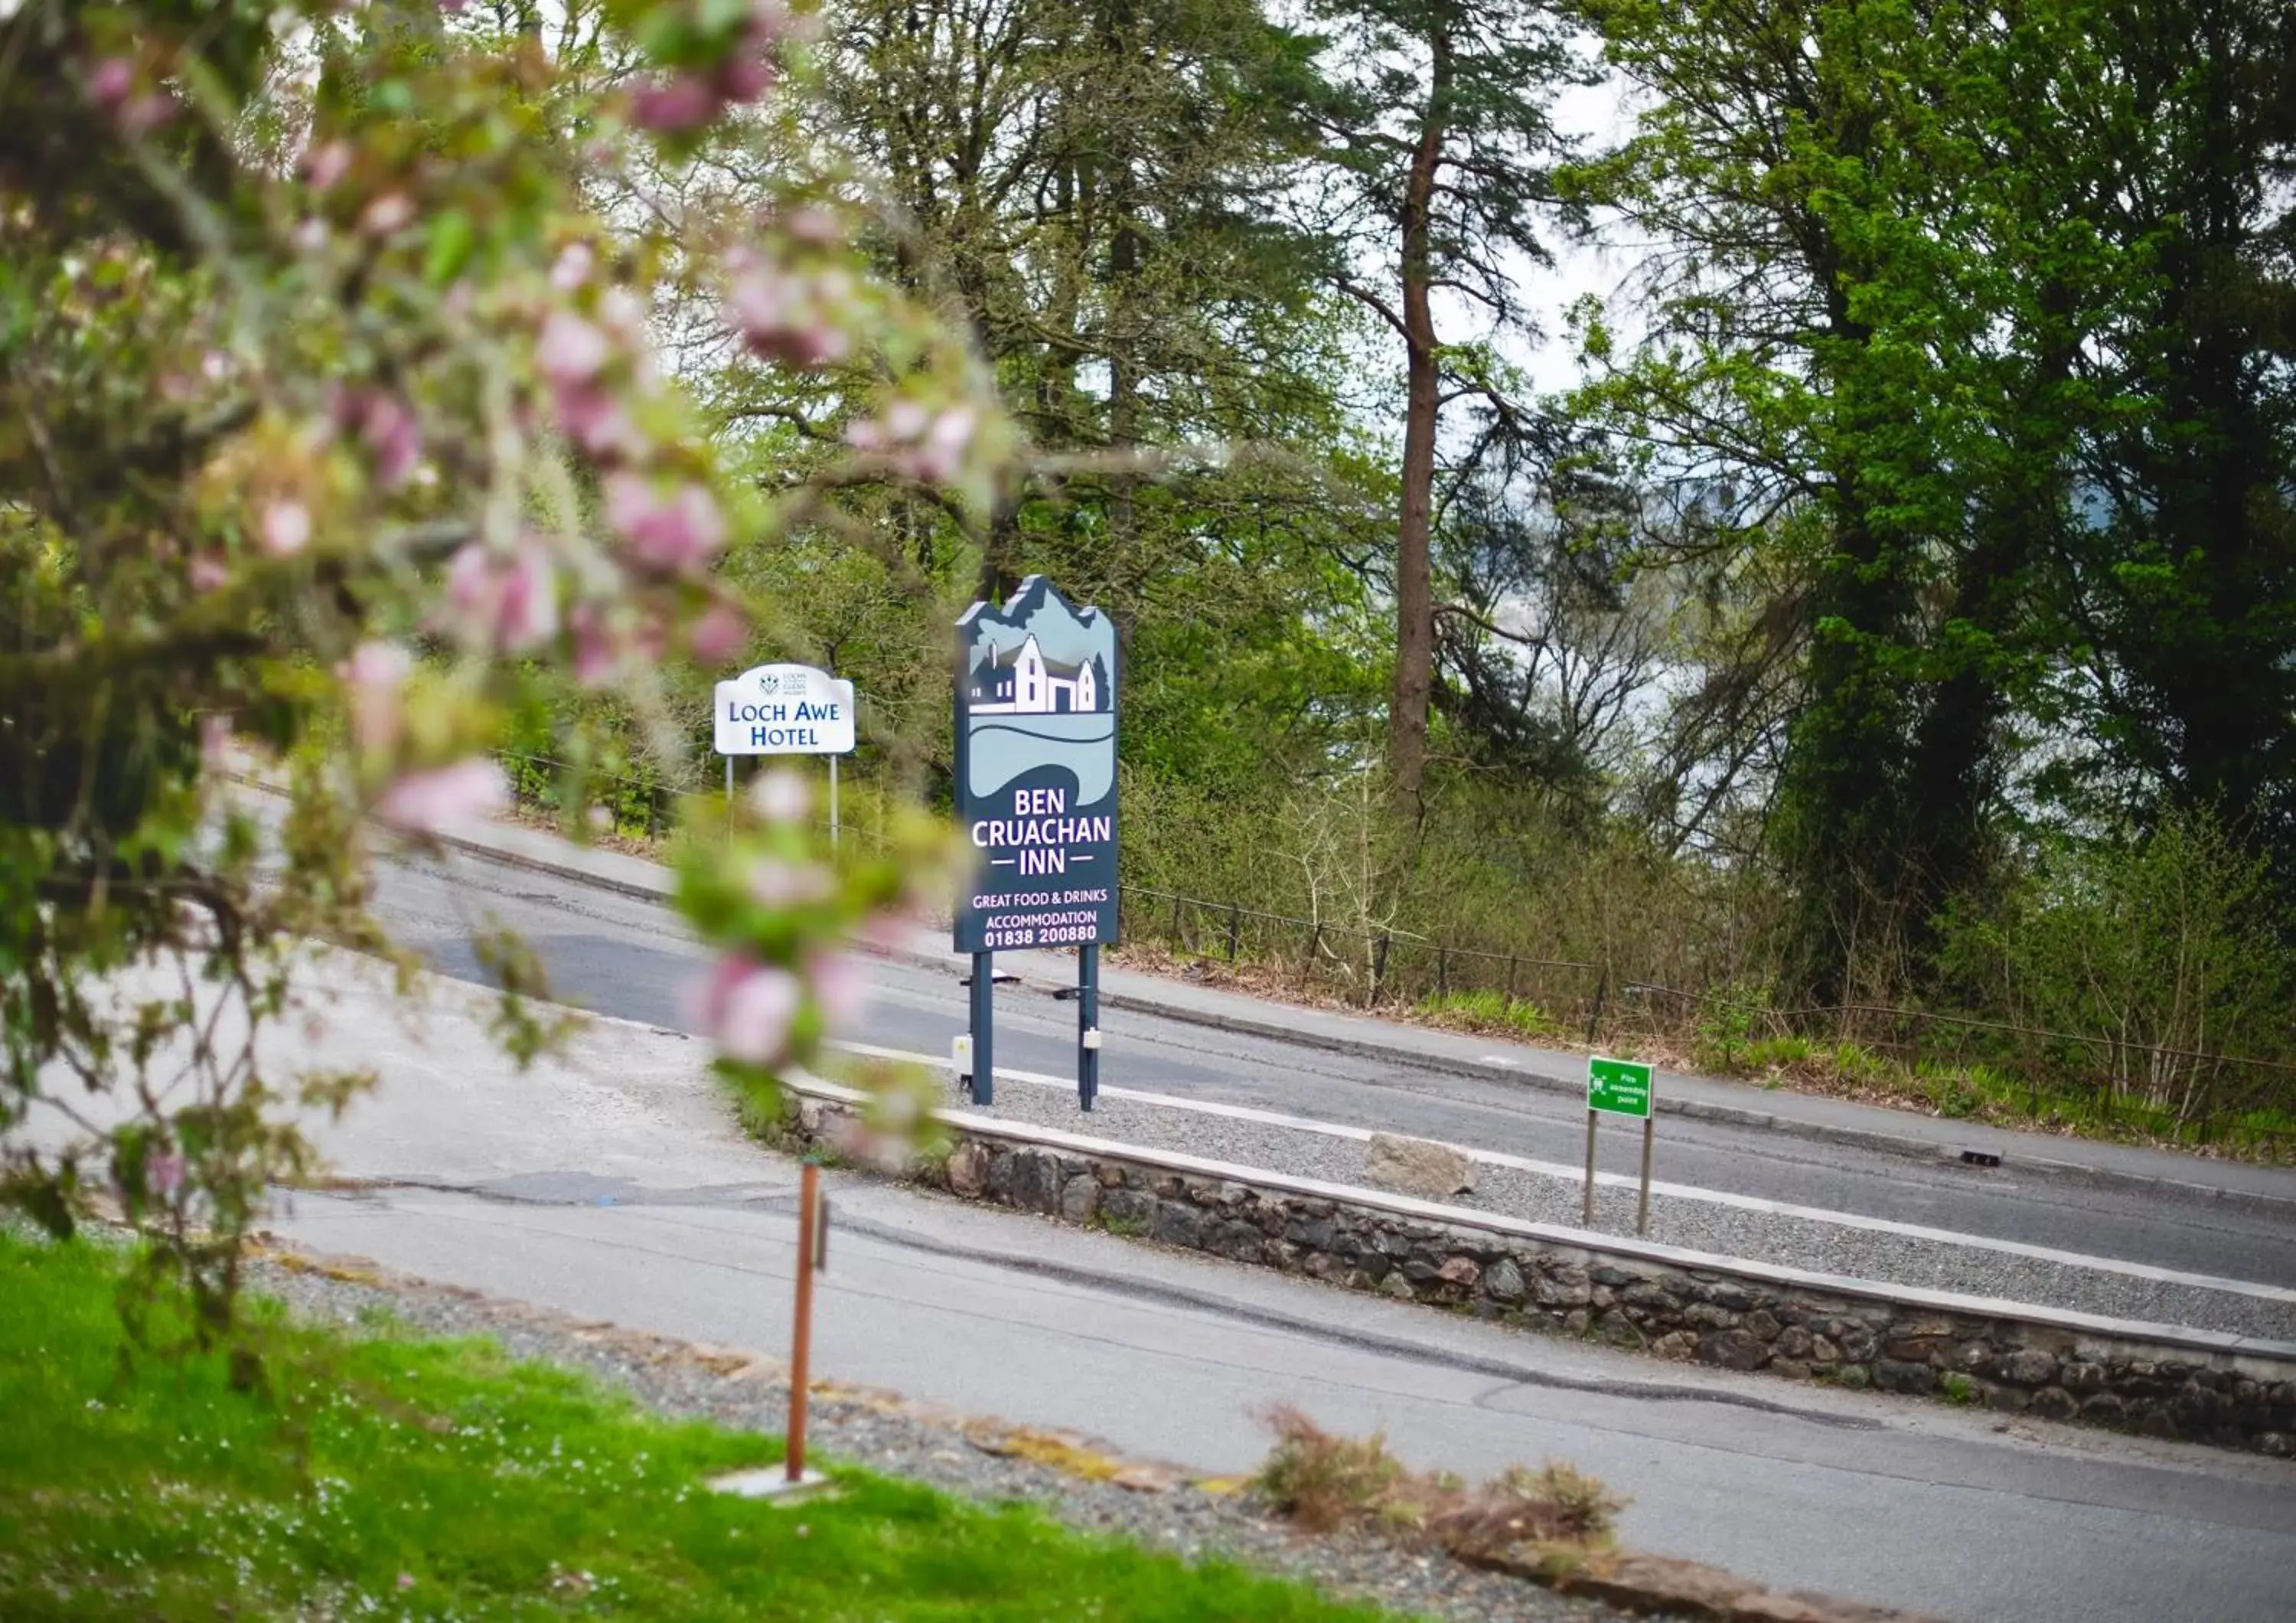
499 749 2296 1158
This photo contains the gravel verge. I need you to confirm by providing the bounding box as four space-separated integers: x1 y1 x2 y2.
246 1245 1629 1623
972 1080 2296 1342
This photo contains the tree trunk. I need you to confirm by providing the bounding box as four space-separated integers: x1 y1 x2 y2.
1389 27 1450 815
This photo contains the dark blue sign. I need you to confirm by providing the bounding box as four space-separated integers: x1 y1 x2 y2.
954 577 1120 953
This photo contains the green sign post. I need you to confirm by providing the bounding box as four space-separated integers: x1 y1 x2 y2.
1583 1056 1658 1234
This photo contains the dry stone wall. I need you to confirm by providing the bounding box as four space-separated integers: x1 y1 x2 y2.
776 1093 2296 1455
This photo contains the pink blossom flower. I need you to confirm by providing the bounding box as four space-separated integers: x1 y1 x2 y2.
684 957 803 1066
304 140 353 192
726 266 853 367
87 58 133 109
292 217 330 254
121 93 177 136
883 398 930 442
552 382 648 464
360 192 415 237
597 286 650 342
187 554 230 593
807 952 869 1034
360 393 422 488
912 407 978 481
569 603 621 687
745 857 831 909
856 908 919 955
550 241 594 292
536 309 611 388
445 539 559 654
716 51 775 104
260 499 311 557
632 73 719 135
785 206 842 244
688 600 749 665
748 767 810 825
602 474 725 573
340 641 412 751
374 759 509 834
199 714 233 775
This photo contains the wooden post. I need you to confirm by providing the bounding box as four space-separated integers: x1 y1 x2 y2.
1636 1115 1654 1236
787 1162 819 1483
1226 905 1241 961
1582 1109 1598 1226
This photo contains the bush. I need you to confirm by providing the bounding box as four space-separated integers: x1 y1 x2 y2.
1253 1406 1624 1559
1938 808 2295 1122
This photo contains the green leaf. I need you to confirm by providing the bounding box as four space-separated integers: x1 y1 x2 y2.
425 208 476 286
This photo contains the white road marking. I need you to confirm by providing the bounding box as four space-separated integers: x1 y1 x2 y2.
830 1039 2296 1306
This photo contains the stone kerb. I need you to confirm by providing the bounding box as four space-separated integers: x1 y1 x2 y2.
773 1082 2296 1455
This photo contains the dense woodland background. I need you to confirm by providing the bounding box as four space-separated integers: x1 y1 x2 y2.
489 0 2295 1151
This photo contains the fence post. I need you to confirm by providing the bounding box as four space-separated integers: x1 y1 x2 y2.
1300 922 1320 988
1506 955 1518 1001
1436 945 1448 1000
1170 893 1182 949
1583 966 1609 1047
1373 932 1391 1000
1226 904 1240 962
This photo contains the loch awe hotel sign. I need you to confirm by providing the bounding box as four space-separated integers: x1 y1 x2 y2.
713 662 856 756
954 577 1119 953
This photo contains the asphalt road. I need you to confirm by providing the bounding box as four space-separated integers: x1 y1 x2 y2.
364 843 2296 1289
237 952 2296 1623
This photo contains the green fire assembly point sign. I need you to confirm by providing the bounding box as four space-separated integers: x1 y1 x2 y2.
1587 1056 1653 1118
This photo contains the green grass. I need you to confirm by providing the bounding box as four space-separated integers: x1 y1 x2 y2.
1417 989 1562 1041
0 1232 1396 1621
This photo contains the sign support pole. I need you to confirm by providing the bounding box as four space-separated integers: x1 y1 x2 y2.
968 951 995 1106
1637 1115 1655 1236
1078 946 1100 1112
829 755 840 851
725 754 734 825
1582 1109 1598 1226
787 1161 819 1484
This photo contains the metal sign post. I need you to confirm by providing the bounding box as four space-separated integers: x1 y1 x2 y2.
1584 1056 1656 1235
1078 945 1101 1109
713 661 856 838
953 577 1121 1112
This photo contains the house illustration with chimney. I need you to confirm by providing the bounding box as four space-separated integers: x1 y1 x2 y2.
967 633 1106 714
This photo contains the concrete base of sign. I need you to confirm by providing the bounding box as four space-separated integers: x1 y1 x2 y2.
708 1466 834 1504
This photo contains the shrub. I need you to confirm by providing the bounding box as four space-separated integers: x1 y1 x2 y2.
1253 1405 1406 1533
1254 1407 1624 1559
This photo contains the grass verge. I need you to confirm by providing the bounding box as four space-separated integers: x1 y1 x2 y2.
0 1231 1394 1621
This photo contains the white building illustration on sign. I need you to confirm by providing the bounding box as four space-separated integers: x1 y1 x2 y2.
965 632 1105 715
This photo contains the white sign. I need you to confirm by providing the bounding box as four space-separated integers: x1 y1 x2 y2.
714 663 855 756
